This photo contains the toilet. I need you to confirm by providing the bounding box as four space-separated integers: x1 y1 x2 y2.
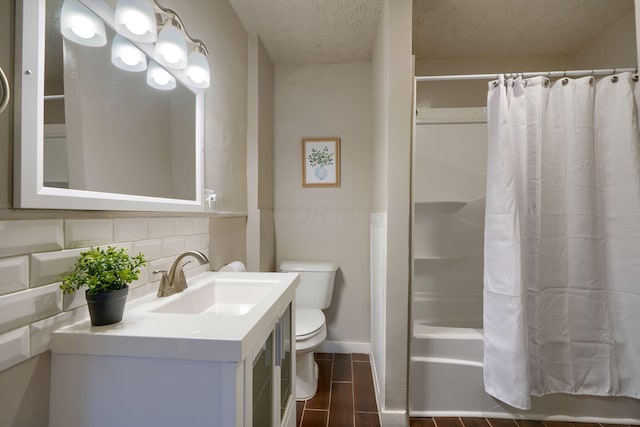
279 260 338 400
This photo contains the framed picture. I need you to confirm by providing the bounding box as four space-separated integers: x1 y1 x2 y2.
302 137 341 187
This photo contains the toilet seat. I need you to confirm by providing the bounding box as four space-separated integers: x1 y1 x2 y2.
296 309 325 340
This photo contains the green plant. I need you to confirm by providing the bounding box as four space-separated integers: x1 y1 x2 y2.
61 246 146 296
307 146 334 167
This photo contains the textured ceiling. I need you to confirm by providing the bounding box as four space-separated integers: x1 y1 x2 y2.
229 0 634 65
413 0 635 59
227 0 382 64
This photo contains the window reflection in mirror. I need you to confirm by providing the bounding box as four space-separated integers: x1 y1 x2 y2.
43 0 197 201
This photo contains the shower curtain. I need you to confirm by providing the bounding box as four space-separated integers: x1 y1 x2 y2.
483 72 640 410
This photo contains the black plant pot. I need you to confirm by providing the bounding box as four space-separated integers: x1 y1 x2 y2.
85 286 129 326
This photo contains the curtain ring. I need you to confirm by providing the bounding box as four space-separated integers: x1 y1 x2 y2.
492 81 499 87
611 76 619 83
543 79 549 87
562 78 569 86
633 73 639 83
589 76 595 86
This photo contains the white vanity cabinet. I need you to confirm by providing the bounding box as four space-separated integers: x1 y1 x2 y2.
246 303 295 427
48 272 299 427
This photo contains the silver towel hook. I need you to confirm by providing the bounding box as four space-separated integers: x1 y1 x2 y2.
0 67 9 115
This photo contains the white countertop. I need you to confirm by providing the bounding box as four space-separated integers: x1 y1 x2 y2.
51 272 299 363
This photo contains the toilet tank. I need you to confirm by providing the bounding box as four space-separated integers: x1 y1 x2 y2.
279 261 338 310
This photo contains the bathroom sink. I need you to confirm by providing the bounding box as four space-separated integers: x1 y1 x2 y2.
148 277 280 316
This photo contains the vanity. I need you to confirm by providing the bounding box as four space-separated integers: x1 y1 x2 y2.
49 272 299 427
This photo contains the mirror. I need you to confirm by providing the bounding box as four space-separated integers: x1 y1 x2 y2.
15 0 205 212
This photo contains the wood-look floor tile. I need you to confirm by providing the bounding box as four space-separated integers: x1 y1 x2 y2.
434 417 465 427
461 418 492 427
572 423 600 427
314 352 333 361
356 412 381 427
353 361 378 413
301 410 328 427
411 418 437 427
332 353 352 382
488 420 518 427
516 421 546 427
328 382 354 427
543 423 574 427
304 359 332 410
352 353 370 362
602 424 632 427
296 401 305 427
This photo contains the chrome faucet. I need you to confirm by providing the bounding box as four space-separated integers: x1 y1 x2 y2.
154 250 210 297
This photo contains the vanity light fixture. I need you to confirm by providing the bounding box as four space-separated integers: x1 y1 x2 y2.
114 0 157 43
60 0 107 47
147 60 176 90
154 18 188 69
111 34 147 72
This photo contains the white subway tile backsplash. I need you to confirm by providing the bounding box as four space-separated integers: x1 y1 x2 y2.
62 288 87 312
129 265 149 290
185 234 203 251
0 327 29 372
30 249 82 288
114 218 148 243
162 236 186 258
29 306 87 357
0 220 64 257
174 218 196 235
0 256 29 296
131 280 160 300
148 257 174 282
148 218 175 238
65 219 113 249
132 239 163 261
0 283 62 335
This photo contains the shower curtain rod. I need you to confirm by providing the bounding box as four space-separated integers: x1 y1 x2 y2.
415 67 637 82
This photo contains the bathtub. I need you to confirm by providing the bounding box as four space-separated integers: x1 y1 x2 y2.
409 322 640 423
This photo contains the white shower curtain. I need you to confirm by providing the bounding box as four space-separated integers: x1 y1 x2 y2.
483 72 640 410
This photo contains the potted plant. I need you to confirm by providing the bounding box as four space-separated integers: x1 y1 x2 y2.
61 246 146 326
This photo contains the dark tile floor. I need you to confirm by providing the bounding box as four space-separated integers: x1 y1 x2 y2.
295 353 640 427
296 353 380 427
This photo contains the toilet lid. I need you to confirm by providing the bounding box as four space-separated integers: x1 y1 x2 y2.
296 309 325 339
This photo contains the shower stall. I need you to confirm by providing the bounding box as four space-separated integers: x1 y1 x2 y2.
409 102 640 422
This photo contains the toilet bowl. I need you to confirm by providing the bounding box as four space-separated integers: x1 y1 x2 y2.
279 261 338 400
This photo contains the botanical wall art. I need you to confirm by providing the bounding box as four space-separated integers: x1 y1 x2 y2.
302 137 341 187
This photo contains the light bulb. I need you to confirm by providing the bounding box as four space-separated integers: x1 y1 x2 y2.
111 34 147 72
60 0 107 47
185 49 210 89
154 23 188 69
147 61 176 90
114 0 157 43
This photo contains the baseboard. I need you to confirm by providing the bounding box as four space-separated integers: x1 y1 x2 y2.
379 410 407 427
318 340 371 354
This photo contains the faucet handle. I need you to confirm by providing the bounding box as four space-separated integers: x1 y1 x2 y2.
153 270 173 297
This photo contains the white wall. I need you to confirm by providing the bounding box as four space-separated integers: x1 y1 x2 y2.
274 62 372 350
370 1 413 424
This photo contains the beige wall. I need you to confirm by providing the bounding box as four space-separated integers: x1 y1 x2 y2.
572 10 636 69
247 35 276 272
0 1 249 425
273 62 372 348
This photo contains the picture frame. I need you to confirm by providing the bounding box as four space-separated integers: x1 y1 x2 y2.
302 137 341 187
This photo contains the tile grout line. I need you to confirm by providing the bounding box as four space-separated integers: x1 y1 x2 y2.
325 353 334 427
350 354 355 427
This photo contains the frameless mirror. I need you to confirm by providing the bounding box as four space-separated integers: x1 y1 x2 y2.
15 0 205 212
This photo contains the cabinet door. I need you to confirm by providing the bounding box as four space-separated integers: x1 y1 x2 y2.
252 332 273 427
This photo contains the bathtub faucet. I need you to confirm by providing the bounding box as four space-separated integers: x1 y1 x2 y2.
154 250 210 297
